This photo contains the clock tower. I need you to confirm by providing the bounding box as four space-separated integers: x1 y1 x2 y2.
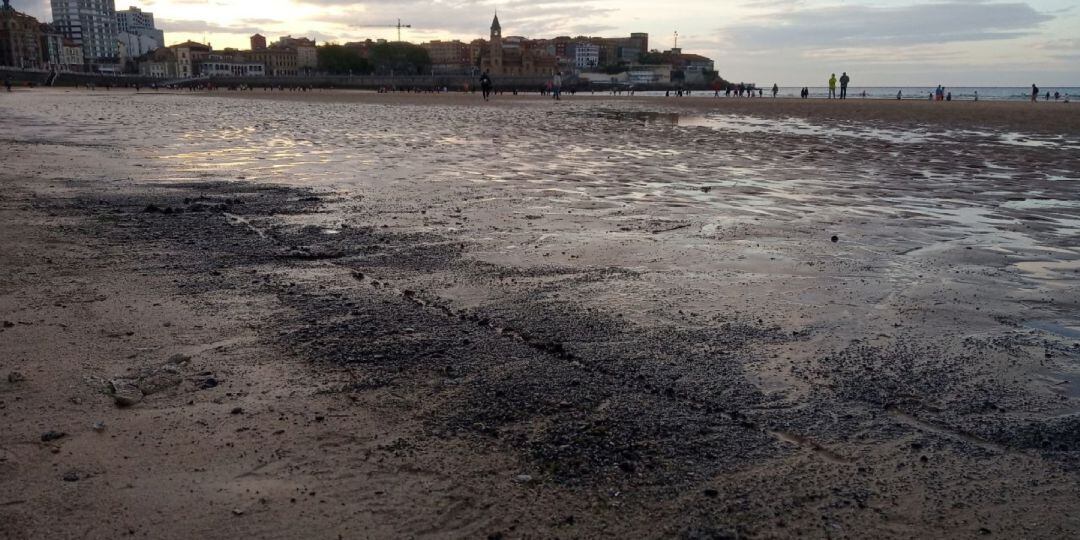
489 12 503 74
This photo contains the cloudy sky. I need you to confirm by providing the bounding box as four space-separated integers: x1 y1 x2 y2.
16 0 1080 85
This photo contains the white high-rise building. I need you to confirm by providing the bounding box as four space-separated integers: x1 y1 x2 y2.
574 43 600 69
116 5 162 56
51 0 119 64
116 5 153 33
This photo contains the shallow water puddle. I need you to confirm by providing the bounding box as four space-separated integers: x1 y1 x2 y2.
1012 259 1080 281
1025 319 1080 340
1000 199 1080 210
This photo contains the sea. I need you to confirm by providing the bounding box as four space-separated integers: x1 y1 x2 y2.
634 87 1080 101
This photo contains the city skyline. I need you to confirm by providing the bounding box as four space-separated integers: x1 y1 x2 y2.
13 0 1080 86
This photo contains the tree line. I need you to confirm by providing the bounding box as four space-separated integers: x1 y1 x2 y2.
317 43 431 75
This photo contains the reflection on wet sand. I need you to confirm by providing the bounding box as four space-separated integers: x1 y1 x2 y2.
6 91 1078 316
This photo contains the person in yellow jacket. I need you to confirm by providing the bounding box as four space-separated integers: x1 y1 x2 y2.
828 73 837 99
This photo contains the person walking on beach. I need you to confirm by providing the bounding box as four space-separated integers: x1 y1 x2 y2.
1031 84 1039 102
828 74 837 98
480 71 493 101
897 89 902 100
3 78 11 92
552 72 562 101
772 83 778 98
839 72 850 99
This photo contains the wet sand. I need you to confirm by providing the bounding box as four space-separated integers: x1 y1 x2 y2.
1 89 1079 538
194 88 1080 132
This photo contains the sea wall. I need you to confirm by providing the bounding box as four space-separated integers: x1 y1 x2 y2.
0 67 161 87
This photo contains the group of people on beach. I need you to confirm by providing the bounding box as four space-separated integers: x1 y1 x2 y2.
827 72 851 98
931 85 951 101
453 67 1078 104
919 83 1068 103
4 71 1069 104
716 83 760 97
480 70 566 101
1031 84 1067 102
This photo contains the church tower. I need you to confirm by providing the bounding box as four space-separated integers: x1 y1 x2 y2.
489 12 503 75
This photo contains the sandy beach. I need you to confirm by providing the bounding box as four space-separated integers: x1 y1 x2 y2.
2 88 1078 538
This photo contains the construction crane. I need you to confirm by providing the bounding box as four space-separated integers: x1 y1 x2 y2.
355 19 412 42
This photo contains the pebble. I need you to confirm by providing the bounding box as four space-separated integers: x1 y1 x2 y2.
92 421 106 432
514 474 533 484
137 370 183 395
831 235 839 243
7 371 26 383
167 353 192 365
231 407 243 415
110 379 144 407
62 471 80 482
41 430 66 442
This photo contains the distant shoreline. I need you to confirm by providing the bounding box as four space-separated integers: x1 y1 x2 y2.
3 66 1076 98
183 87 1080 134
7 85 1079 133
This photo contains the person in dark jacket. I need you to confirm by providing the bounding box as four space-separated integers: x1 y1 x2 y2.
480 71 493 101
